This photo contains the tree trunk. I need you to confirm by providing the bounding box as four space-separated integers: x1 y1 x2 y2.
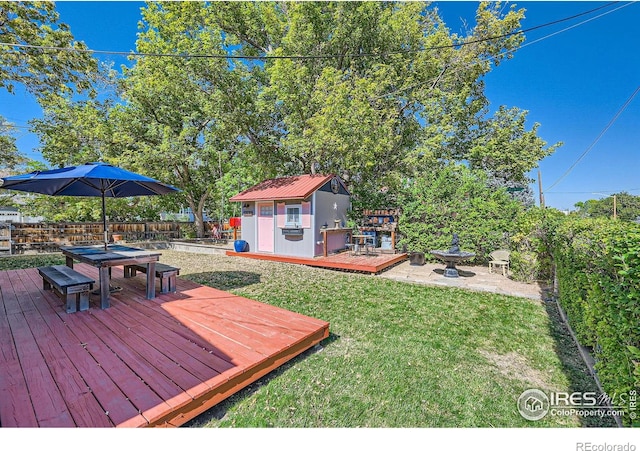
186 194 208 239
193 210 206 239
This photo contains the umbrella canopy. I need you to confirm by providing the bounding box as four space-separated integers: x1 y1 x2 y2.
0 162 180 249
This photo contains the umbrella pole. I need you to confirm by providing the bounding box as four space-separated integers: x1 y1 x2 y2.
98 190 121 293
102 191 108 250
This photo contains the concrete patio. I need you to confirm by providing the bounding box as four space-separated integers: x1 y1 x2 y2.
378 260 551 301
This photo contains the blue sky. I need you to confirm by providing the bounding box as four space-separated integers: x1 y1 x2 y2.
2 1 639 211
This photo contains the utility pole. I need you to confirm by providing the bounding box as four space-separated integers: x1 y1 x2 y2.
593 192 618 220
538 168 545 208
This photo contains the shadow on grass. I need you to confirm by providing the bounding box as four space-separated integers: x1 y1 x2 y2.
184 332 340 427
542 296 618 427
182 271 261 291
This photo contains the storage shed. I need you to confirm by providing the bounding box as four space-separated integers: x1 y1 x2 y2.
229 174 351 257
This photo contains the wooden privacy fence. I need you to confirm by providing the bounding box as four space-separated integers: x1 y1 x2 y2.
2 221 193 254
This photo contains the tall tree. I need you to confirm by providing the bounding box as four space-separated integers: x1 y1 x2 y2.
0 1 98 170
0 116 24 171
116 1 260 237
0 1 96 97
574 192 640 222
31 95 118 165
210 1 558 208
467 106 560 185
213 1 428 190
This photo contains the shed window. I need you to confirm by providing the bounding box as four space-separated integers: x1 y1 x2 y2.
259 205 273 216
285 205 301 228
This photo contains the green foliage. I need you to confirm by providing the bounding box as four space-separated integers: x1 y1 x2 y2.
21 194 164 222
468 106 560 185
114 1 260 237
397 164 522 262
0 116 26 171
0 2 98 172
509 207 565 283
0 2 97 98
212 1 557 210
574 192 640 222
551 217 640 426
31 96 121 165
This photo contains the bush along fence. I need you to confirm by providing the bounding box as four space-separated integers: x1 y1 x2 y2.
552 217 640 426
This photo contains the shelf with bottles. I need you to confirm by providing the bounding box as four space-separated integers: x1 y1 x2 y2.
362 208 400 229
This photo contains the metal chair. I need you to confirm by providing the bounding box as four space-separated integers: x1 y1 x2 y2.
488 250 510 276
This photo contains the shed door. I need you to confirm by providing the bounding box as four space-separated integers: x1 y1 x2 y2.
257 202 274 253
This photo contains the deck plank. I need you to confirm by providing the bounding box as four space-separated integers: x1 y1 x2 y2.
1 264 329 428
3 271 75 427
12 269 112 427
106 301 233 380
226 250 407 274
0 269 38 426
92 272 264 367
58 310 174 425
88 308 209 401
20 267 145 427
20 272 147 427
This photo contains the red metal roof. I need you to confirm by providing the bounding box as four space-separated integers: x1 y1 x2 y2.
229 174 337 202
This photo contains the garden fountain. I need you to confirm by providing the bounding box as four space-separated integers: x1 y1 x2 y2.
430 233 475 278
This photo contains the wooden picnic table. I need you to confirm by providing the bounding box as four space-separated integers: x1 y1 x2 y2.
60 244 162 309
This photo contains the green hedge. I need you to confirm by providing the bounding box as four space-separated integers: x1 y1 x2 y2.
509 207 564 283
396 164 561 284
552 217 640 426
397 165 522 263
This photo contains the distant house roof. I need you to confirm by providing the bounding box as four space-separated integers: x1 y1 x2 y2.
230 174 347 202
0 206 19 212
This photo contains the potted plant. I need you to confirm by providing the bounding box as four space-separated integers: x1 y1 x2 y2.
409 250 426 265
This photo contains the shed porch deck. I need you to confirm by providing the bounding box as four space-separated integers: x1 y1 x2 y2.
226 250 407 274
0 264 329 427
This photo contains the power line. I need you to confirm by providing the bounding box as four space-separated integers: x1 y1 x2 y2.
374 1 633 99
546 189 640 194
0 2 623 60
0 123 31 130
545 85 640 192
516 1 634 50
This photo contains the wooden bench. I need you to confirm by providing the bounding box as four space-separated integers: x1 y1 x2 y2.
38 265 95 313
123 262 180 294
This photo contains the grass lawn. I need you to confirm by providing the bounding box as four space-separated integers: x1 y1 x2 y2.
0 250 615 427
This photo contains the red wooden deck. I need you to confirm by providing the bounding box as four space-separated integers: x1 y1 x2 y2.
0 264 329 428
226 250 408 274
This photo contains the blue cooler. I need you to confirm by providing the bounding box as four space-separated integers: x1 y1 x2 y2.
234 240 248 252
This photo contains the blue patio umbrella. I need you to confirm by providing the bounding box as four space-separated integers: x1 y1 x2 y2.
0 162 180 249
